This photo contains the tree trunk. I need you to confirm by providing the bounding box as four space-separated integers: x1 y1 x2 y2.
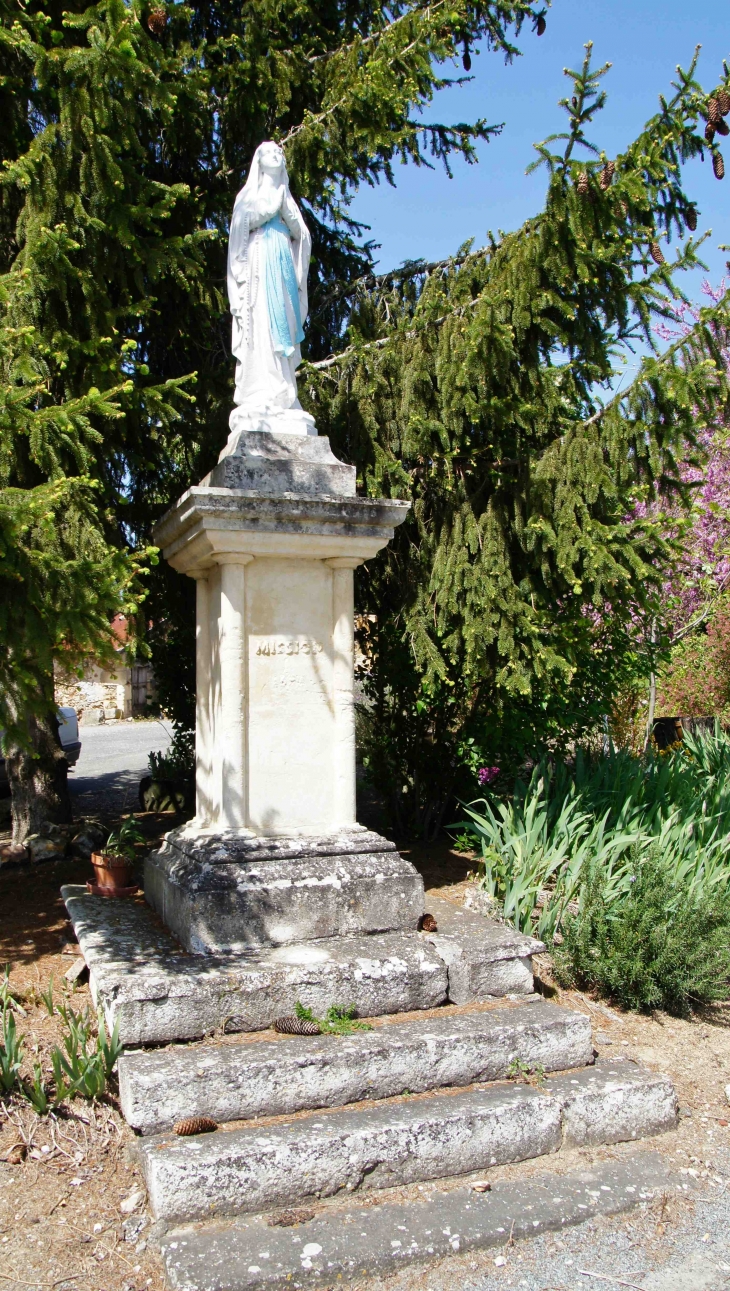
6 707 73 844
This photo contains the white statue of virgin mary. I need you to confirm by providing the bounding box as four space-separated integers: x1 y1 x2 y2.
226 140 315 438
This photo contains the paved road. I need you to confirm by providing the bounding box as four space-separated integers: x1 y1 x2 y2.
68 718 172 818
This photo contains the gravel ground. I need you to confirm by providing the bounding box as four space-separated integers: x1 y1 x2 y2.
68 719 172 818
361 1151 730 1291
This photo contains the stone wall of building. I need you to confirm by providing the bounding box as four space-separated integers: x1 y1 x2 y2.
55 657 156 724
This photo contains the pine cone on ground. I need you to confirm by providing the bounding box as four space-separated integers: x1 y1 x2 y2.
274 1015 322 1036
599 161 615 190
576 171 589 195
714 151 726 181
650 242 665 265
174 1116 218 1136
717 89 730 117
418 912 438 932
705 121 716 143
3 1143 26 1164
708 97 721 123
147 7 167 34
685 206 698 232
716 118 730 137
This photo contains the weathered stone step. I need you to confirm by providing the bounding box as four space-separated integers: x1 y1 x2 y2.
160 1149 679 1290
119 999 592 1134
138 1059 677 1225
61 885 542 1045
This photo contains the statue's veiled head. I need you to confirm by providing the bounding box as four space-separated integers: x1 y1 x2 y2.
238 141 289 210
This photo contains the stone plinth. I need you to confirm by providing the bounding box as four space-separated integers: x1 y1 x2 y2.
153 431 409 839
145 828 424 954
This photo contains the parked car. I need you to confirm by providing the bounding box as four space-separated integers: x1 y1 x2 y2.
0 707 81 791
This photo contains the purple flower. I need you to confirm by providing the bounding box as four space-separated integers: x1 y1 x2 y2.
477 766 500 786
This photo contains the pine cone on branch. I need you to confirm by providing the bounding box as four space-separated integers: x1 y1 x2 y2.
462 44 471 71
705 121 716 143
714 151 726 181
650 242 665 266
716 118 730 137
274 1015 322 1035
717 89 730 117
576 171 589 195
174 1116 218 1136
147 7 167 35
708 97 721 123
536 14 547 35
685 206 698 232
599 161 615 190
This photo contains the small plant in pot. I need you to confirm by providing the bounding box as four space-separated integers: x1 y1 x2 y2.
89 818 145 896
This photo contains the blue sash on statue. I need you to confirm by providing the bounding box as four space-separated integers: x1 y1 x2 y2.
262 214 304 358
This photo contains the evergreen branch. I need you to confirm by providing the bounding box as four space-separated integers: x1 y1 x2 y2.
310 245 488 320
581 288 730 431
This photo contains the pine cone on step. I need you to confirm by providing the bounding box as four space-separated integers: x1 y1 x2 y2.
576 171 589 195
717 89 730 117
714 151 726 181
269 1208 316 1227
174 1116 218 1136
685 206 698 232
147 7 167 35
705 120 716 143
650 242 665 265
418 912 438 932
708 97 721 123
599 161 615 190
274 1015 322 1036
716 118 730 137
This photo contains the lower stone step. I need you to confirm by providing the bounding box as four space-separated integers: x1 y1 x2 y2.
119 999 592 1134
159 1149 678 1290
61 885 542 1045
138 1059 677 1225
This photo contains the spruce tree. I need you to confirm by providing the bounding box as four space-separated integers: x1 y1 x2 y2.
303 47 730 835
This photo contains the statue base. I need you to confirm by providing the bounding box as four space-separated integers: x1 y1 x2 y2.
144 827 425 955
226 404 316 443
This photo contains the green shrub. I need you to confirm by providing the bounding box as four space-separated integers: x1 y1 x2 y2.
553 857 730 1015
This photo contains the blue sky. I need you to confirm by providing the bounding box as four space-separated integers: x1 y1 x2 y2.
349 0 730 311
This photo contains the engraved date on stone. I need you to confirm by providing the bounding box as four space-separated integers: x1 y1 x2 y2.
255 638 324 657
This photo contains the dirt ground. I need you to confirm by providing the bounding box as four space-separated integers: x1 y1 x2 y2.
1 828 729 1291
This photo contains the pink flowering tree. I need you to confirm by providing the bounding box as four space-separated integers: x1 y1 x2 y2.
652 282 730 721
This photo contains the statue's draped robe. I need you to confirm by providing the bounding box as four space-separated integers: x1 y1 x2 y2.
227 189 310 415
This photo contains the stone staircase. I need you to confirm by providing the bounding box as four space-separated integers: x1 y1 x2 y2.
62 879 680 1290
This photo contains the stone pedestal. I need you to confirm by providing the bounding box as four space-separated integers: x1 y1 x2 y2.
150 429 413 949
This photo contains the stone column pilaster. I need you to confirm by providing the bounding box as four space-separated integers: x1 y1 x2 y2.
192 572 212 826
214 554 253 831
326 557 360 828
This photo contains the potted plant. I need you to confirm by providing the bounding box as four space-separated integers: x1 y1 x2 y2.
89 818 145 897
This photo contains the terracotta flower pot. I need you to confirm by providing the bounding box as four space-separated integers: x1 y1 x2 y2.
89 852 136 896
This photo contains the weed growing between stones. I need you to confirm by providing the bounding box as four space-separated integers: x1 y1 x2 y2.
294 1001 373 1036
507 1057 547 1088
